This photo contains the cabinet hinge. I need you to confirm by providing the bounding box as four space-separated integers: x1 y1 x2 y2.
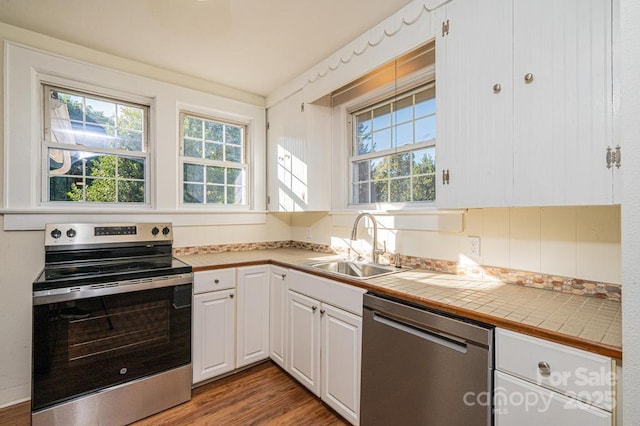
267 195 271 205
266 122 270 131
442 19 450 37
300 103 305 113
606 146 621 169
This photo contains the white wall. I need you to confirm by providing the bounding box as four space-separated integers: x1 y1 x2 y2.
620 0 640 423
290 206 622 284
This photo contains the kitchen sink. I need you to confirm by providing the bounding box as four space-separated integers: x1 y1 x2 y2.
308 260 410 279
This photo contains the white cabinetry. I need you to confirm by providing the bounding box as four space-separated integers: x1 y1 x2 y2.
436 0 614 207
266 90 331 212
286 270 365 425
236 266 270 368
495 328 614 425
269 265 289 369
192 269 236 384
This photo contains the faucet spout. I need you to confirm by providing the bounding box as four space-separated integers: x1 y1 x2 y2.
350 213 381 264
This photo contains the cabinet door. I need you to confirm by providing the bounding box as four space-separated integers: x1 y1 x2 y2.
236 266 270 368
495 371 612 426
287 290 321 396
269 266 288 369
321 304 362 425
436 0 514 208
513 0 613 205
192 289 235 384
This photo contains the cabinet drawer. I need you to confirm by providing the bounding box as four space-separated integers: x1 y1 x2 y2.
194 268 236 294
496 328 614 411
494 371 611 426
288 269 365 316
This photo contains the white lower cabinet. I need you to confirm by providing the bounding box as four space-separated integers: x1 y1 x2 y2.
192 288 236 384
269 265 288 369
236 265 270 368
286 270 365 425
495 328 614 425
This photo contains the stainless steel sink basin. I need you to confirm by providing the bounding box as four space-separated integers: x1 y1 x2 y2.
308 260 410 279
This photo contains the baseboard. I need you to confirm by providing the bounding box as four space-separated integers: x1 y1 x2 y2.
0 401 30 426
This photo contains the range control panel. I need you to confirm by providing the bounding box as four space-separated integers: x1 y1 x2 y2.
45 223 173 246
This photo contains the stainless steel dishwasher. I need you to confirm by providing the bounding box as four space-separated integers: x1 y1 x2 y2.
360 292 494 426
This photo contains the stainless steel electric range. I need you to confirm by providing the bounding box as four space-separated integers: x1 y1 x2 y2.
32 223 193 426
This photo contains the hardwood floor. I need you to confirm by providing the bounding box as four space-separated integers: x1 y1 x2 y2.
132 361 349 425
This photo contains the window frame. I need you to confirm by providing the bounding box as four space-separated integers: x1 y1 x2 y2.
178 111 251 208
41 83 151 206
348 82 437 208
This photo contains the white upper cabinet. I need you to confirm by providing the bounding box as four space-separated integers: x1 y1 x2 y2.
437 0 615 208
267 90 332 212
436 0 514 208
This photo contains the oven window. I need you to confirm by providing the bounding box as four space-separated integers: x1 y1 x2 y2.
32 285 191 411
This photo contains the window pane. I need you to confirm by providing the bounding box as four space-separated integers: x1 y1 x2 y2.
86 155 116 178
390 178 410 202
226 168 244 186
117 180 145 202
116 129 143 151
370 157 387 180
118 157 145 180
415 90 436 118
390 153 411 177
225 145 242 163
394 96 413 124
415 116 436 142
184 139 203 158
371 180 388 203
355 112 372 135
372 105 391 129
372 128 391 152
412 175 435 201
413 148 436 174
184 163 204 182
206 185 225 203
226 186 244 205
184 183 204 203
225 126 242 145
205 122 223 142
353 161 369 183
49 176 83 201
353 183 369 204
204 142 223 161
356 134 373 155
53 92 83 121
117 105 144 131
206 166 225 184
395 122 413 147
86 98 116 126
85 178 116 202
183 116 203 139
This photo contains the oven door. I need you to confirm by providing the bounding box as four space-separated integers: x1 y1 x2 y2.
32 282 192 412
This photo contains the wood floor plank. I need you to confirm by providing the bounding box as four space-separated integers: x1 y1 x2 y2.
131 361 348 426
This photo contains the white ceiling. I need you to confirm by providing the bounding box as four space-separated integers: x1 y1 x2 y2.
0 0 414 97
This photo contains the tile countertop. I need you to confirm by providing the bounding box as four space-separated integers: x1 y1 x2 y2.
178 248 622 360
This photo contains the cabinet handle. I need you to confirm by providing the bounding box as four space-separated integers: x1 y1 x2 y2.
229 294 234 299
606 146 613 169
524 73 534 84
281 274 287 279
320 309 325 316
492 83 502 93
312 305 317 312
538 361 551 377
214 279 219 284
615 145 622 168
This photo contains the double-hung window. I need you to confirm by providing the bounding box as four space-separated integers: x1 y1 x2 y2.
351 85 436 205
180 113 247 205
44 85 149 204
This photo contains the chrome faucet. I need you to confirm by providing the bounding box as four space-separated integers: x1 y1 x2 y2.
350 213 383 264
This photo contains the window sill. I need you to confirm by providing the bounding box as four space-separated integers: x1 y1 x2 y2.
1 209 267 231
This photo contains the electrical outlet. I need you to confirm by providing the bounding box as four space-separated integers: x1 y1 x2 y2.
467 236 481 258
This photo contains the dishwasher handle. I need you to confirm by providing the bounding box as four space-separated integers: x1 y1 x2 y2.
373 313 468 354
